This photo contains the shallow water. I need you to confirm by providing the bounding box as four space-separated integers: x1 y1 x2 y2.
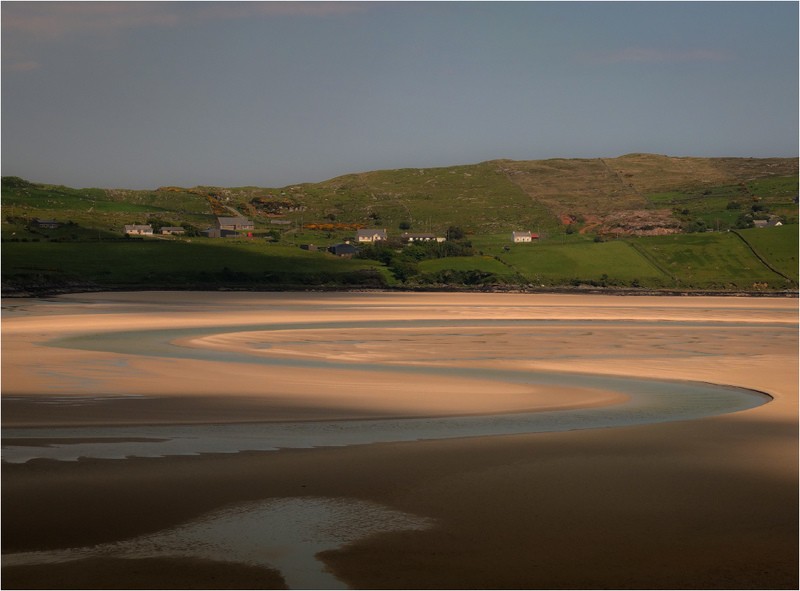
2 318 772 463
1 301 788 589
2 496 433 589
2 373 767 463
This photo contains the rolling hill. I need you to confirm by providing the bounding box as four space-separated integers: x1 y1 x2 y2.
2 154 797 294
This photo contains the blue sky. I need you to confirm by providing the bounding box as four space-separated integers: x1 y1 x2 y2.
2 1 798 189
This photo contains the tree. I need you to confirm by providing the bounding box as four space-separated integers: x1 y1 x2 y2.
447 225 465 240
389 260 419 282
684 218 708 233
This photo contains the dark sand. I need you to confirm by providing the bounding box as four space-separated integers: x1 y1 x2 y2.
2 293 797 589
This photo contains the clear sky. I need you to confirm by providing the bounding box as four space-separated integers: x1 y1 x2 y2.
2 1 798 189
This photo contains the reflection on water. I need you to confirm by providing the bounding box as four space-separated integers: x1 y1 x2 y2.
3 318 775 465
2 304 787 589
3 496 433 589
2 373 769 464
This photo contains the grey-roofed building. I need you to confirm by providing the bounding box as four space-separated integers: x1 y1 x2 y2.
328 243 359 257
33 218 61 229
202 228 239 238
124 224 153 235
401 232 444 243
356 228 388 243
216 217 254 231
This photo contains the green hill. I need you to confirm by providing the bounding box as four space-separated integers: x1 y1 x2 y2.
2 154 797 295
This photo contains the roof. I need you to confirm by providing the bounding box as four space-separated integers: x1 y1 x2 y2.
512 231 532 237
356 228 387 238
401 232 437 239
329 243 358 253
161 226 185 231
217 216 253 225
124 224 153 230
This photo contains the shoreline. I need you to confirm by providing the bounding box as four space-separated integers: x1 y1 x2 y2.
3 283 798 299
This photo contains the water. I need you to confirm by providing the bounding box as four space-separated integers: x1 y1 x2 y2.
2 496 434 589
0 312 779 588
2 373 768 463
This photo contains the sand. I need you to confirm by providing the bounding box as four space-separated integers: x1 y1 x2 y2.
2 292 797 589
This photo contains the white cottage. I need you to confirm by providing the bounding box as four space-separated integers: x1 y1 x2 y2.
356 229 388 243
512 231 532 243
124 224 153 236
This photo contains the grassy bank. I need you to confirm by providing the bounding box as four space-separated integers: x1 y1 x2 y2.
2 157 796 295
1 240 393 293
3 226 795 295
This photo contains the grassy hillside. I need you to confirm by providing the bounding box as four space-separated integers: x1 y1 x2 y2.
287 161 562 236
2 155 797 295
734 225 799 281
498 240 670 287
1 241 392 292
626 232 794 290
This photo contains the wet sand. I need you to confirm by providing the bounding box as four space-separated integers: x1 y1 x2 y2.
2 292 797 589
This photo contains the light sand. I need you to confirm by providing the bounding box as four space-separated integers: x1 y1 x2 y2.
2 292 797 589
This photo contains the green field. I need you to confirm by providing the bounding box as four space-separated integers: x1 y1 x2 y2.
628 231 794 289
1 240 393 290
735 225 799 281
497 240 669 287
2 159 797 295
4 226 796 294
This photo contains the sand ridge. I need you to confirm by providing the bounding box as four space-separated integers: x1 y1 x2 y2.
2 292 797 589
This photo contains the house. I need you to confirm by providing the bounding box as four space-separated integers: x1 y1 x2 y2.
753 218 784 228
401 232 445 243
160 226 185 235
124 224 153 235
512 231 533 243
202 228 238 238
328 243 359 257
216 217 254 231
33 218 60 229
356 228 388 243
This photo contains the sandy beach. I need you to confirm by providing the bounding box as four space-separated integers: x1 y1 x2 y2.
2 292 797 589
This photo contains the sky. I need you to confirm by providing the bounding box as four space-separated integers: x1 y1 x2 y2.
2 1 798 189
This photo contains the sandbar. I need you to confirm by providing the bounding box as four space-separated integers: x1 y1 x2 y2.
2 292 797 589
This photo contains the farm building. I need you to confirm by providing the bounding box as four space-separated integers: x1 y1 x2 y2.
32 218 60 229
512 231 537 243
124 224 153 236
202 228 239 238
216 217 254 231
160 227 185 235
328 243 359 257
753 218 783 228
401 232 445 243
356 229 388 243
